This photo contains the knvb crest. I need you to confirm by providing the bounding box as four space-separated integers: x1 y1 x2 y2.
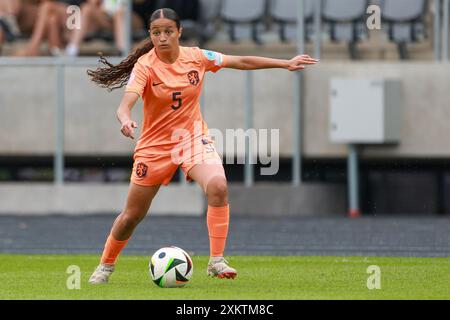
135 162 148 178
187 70 200 86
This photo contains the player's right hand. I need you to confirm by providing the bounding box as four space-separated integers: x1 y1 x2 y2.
287 54 319 71
120 120 138 140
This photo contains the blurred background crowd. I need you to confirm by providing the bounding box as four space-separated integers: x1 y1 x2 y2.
0 0 438 60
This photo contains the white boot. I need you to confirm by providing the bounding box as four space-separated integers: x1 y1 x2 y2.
207 257 237 279
88 263 115 284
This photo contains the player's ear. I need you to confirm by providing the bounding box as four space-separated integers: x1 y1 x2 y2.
178 27 183 40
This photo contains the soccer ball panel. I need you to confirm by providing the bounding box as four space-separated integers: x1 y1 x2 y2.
149 246 193 288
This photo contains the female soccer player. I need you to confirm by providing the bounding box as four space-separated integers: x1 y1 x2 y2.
87 8 318 284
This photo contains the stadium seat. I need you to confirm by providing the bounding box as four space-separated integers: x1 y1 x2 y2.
220 0 267 44
322 0 369 59
198 0 221 45
381 0 428 60
270 0 315 43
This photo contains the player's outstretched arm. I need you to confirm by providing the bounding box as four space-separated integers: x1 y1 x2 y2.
224 55 319 71
117 92 139 140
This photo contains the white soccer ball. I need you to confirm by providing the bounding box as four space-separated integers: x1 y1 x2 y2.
149 246 193 288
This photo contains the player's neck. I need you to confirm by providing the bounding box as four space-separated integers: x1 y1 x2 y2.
155 47 180 64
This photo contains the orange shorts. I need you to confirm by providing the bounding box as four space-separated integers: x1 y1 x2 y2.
130 136 223 187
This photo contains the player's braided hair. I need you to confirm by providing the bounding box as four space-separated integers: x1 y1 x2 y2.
87 8 180 91
87 38 154 91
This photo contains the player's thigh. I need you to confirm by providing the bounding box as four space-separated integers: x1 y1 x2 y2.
187 163 227 194
123 182 161 218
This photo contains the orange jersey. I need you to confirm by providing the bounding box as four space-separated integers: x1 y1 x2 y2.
125 46 227 156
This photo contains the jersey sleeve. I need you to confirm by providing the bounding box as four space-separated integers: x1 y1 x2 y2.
199 49 226 73
125 60 149 97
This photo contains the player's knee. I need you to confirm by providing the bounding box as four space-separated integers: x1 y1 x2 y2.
206 177 228 202
120 211 144 229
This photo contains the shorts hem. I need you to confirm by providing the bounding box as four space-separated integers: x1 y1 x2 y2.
130 179 169 187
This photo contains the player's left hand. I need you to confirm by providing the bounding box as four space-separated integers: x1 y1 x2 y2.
286 55 319 71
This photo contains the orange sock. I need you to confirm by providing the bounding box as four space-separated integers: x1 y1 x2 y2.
207 204 230 257
100 234 130 265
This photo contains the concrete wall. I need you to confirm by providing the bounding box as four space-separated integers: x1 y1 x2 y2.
304 62 450 158
0 182 346 216
228 183 346 216
0 183 204 216
1 62 450 158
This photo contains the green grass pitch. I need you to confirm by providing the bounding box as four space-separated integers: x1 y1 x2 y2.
1 254 449 300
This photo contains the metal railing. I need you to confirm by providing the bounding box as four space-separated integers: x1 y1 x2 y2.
435 0 450 61
443 0 450 61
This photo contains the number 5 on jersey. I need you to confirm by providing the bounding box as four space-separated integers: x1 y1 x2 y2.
171 92 182 110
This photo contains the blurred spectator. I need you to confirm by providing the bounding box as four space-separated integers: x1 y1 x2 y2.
16 0 46 35
5 0 200 57
0 0 22 37
15 0 85 56
65 0 145 57
0 0 46 55
0 0 23 52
